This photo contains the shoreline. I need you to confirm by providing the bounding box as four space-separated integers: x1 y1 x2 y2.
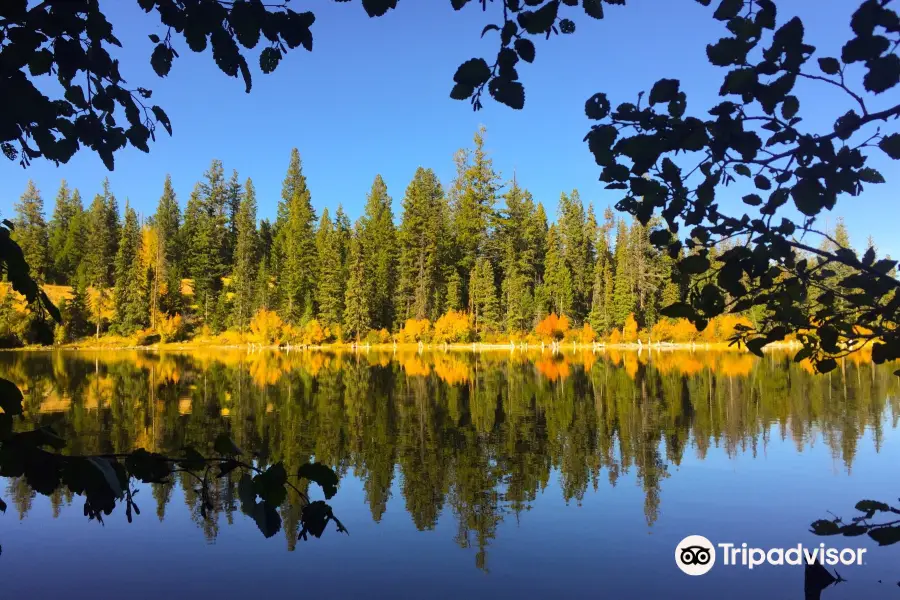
3 340 805 353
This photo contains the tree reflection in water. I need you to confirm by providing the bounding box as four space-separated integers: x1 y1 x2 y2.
0 348 896 569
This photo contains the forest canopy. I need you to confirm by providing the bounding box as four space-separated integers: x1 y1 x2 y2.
4 127 884 355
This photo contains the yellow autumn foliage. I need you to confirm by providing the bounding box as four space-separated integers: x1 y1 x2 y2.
396 318 431 343
432 310 474 343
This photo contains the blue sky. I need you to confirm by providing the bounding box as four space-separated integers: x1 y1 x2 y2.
1 0 896 256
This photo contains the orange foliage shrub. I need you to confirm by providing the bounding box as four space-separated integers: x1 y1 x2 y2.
572 323 597 343
396 319 431 343
535 313 570 341
671 319 700 343
622 313 639 342
608 328 622 344
432 310 474 343
249 309 284 345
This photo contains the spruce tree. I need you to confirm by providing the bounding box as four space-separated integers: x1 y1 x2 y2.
498 180 541 332
448 126 500 307
589 208 615 333
469 255 499 335
396 167 447 322
81 191 115 289
101 178 121 284
113 204 147 333
225 169 242 263
12 180 50 282
151 175 183 319
231 178 258 332
48 180 83 284
542 224 574 317
343 223 370 342
315 208 345 328
360 175 397 330
183 160 230 323
612 219 634 327
274 149 317 322
62 282 91 340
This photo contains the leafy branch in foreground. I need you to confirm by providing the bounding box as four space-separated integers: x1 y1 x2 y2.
0 377 346 541
1 0 317 169
580 0 900 373
811 499 900 547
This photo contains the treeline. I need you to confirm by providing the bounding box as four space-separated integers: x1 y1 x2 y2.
3 127 862 345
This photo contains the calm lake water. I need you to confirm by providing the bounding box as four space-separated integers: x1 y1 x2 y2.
0 348 898 599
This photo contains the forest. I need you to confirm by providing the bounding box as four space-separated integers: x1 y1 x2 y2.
1 127 867 348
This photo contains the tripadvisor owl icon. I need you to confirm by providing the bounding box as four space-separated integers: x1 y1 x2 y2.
676 535 716 576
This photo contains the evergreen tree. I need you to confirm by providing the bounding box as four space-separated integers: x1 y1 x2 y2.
274 149 317 322
101 178 121 284
62 282 92 340
12 180 50 282
183 160 229 323
396 167 446 322
589 209 615 333
81 190 117 290
48 180 84 284
449 126 500 307
253 219 275 312
360 175 397 330
343 223 370 342
225 169 242 263
151 175 183 319
231 178 258 332
59 190 87 286
469 255 499 335
113 204 147 332
557 190 592 322
316 208 345 328
612 219 634 327
542 224 574 316
498 179 542 332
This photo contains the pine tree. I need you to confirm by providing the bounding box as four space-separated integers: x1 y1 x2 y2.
12 180 50 282
101 178 121 284
469 255 499 335
557 190 592 323
274 149 317 322
589 208 615 333
612 219 634 327
316 208 345 328
449 126 500 307
498 179 542 332
542 224 573 317
225 169 242 263
81 190 116 290
183 160 230 323
396 167 446 322
151 175 183 319
113 204 147 333
62 282 91 340
48 180 84 284
59 190 86 286
231 178 258 332
360 175 397 330
343 223 370 342
253 219 275 312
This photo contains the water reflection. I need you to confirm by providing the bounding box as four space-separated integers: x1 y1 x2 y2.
1 348 897 567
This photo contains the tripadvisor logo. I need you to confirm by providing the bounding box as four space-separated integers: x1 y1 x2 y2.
675 535 868 575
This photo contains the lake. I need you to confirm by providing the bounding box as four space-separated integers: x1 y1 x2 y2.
0 348 898 599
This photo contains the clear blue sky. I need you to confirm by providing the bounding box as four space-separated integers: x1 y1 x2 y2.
1 0 896 256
